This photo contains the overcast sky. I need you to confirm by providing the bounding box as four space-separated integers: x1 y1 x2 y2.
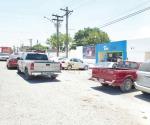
0 0 150 47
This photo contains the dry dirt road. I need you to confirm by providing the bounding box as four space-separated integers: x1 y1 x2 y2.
0 61 150 125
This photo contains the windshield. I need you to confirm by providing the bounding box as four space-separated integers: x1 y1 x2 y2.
26 53 48 60
139 62 150 72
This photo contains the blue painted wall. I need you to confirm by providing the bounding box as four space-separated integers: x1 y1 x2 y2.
96 40 127 63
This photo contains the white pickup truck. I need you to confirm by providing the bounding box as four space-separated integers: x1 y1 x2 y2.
17 52 61 80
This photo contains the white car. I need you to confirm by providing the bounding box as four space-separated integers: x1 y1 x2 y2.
134 62 150 94
62 58 89 70
0 53 9 61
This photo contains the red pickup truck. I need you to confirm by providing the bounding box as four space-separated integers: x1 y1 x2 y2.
92 61 139 92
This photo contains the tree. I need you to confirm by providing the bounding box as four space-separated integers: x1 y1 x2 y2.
74 27 110 46
47 33 73 51
32 44 48 51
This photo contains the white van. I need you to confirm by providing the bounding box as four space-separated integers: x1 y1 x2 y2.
135 62 150 94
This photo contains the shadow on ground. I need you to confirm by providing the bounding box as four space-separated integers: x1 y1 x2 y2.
18 73 60 84
7 67 17 70
91 86 138 95
135 93 150 102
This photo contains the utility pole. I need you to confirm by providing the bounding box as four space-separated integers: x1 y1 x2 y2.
60 7 73 58
52 14 63 57
29 39 32 49
37 40 39 45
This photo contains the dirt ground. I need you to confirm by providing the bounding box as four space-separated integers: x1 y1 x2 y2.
0 61 150 125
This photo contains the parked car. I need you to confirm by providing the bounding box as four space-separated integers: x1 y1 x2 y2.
134 62 150 94
0 53 9 61
17 52 61 80
92 61 139 92
6 53 22 69
62 58 89 70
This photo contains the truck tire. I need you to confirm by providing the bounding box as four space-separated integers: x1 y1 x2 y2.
17 67 21 74
101 83 108 87
84 66 88 70
50 75 56 80
24 68 32 80
67 65 72 70
120 78 133 92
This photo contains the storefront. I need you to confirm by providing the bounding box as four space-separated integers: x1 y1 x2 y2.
96 40 127 63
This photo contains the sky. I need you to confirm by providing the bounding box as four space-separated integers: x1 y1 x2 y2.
0 0 150 47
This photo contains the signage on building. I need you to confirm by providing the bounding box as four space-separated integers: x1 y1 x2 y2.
83 46 95 59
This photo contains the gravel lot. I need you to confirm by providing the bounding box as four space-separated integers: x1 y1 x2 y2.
0 61 150 125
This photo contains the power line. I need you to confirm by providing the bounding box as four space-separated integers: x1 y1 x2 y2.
101 0 150 25
99 6 150 28
43 16 53 23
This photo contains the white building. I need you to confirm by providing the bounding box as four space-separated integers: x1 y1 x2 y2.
127 38 150 62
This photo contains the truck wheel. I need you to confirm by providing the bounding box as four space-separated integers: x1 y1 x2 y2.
120 78 133 92
17 67 21 74
101 83 108 87
50 75 56 80
84 66 88 70
67 65 72 70
24 69 32 80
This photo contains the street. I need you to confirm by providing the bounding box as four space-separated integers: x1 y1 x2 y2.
0 61 150 125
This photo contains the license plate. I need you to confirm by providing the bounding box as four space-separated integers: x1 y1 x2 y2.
46 64 50 66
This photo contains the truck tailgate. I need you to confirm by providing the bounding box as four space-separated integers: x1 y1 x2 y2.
33 62 60 72
92 68 116 81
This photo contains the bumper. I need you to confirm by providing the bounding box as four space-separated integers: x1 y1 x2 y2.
0 58 8 61
134 82 150 93
94 77 122 86
8 63 17 68
31 71 61 77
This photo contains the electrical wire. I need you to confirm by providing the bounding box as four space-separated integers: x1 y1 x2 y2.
101 0 150 25
99 6 150 28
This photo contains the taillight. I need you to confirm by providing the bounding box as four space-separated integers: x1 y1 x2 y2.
30 63 34 70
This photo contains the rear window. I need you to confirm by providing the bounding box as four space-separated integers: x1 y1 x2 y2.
139 63 150 72
0 53 9 56
26 53 48 60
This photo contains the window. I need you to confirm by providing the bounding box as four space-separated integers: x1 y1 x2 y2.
26 53 48 60
139 63 150 72
72 58 79 62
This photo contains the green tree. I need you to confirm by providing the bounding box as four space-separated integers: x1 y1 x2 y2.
47 33 73 51
32 44 48 51
74 27 110 46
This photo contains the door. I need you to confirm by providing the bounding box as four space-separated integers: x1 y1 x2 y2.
137 63 150 88
70 58 80 69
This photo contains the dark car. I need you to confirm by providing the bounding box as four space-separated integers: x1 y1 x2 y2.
6 53 21 69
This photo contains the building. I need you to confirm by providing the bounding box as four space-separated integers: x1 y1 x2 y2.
96 40 127 63
0 47 13 54
96 38 150 63
127 38 150 62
